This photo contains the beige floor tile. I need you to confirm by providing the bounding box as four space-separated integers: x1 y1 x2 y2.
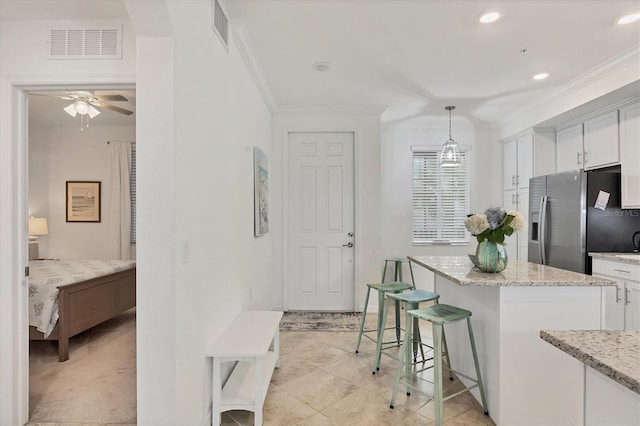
320 388 411 426
296 412 337 425
263 385 318 425
279 369 359 412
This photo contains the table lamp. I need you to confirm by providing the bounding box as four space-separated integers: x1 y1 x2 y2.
28 217 48 260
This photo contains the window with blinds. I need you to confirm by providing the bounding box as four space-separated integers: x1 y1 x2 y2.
412 149 470 245
130 144 137 244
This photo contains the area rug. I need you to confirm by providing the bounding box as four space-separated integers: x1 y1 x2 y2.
280 312 363 331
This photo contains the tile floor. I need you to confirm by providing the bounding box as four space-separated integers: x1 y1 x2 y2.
222 319 495 425
27 311 494 425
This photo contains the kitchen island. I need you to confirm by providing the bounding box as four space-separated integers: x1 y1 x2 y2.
408 256 614 426
541 330 640 425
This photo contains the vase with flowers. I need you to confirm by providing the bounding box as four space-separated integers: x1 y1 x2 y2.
465 207 527 273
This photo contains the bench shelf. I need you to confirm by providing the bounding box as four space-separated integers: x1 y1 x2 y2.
206 311 283 426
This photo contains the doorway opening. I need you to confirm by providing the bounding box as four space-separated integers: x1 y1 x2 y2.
26 87 137 424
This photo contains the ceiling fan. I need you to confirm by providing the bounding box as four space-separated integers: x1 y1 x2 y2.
33 90 134 130
35 90 134 116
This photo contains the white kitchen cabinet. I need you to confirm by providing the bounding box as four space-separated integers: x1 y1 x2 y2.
503 140 518 191
593 258 640 330
620 103 640 208
503 133 536 191
556 123 583 172
504 189 530 262
502 129 554 260
625 281 640 331
583 110 619 170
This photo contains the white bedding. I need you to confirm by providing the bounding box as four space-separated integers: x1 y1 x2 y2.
29 259 136 338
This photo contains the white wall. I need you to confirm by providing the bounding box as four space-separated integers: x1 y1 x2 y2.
129 1 274 424
29 124 135 259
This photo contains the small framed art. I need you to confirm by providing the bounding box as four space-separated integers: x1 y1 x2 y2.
66 181 101 222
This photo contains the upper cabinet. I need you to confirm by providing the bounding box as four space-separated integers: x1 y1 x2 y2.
620 103 640 208
553 100 639 207
503 131 553 192
583 110 619 170
556 124 583 173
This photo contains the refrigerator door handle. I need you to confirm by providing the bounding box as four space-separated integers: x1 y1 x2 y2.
539 195 548 265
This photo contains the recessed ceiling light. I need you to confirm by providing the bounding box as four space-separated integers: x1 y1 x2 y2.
618 13 640 25
533 73 549 80
479 12 502 24
312 62 331 72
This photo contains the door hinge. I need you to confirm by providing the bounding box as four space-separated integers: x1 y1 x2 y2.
25 266 29 277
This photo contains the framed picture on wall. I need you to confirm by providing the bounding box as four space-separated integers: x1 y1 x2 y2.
66 181 101 222
253 147 269 236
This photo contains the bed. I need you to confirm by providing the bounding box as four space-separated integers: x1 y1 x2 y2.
28 259 136 362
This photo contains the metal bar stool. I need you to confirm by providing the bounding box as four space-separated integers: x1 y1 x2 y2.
372 289 440 374
382 257 416 342
390 304 489 426
382 257 416 285
355 281 413 356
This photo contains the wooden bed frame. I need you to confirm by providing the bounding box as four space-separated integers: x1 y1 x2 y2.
29 267 136 362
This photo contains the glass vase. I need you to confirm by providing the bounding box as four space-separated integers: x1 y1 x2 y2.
475 240 508 273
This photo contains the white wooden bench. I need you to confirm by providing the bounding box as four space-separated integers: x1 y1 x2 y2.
206 311 283 426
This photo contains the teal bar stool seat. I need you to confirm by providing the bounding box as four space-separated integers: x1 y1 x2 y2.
372 289 441 374
390 304 489 425
354 281 413 356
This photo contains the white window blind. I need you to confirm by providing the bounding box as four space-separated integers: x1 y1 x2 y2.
130 144 136 244
412 149 470 245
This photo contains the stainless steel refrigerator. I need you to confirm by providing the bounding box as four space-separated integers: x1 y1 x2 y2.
528 167 640 274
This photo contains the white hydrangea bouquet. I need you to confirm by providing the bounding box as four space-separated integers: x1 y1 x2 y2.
464 207 527 244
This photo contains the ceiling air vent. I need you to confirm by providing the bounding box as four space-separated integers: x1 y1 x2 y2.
212 0 230 51
48 27 122 60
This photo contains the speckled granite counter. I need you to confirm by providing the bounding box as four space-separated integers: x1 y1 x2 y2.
541 330 640 394
408 255 615 287
590 252 640 266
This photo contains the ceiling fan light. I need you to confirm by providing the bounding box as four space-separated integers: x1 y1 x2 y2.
87 105 101 119
63 103 78 117
74 99 89 115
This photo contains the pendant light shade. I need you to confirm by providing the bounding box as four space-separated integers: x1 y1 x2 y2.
439 105 461 167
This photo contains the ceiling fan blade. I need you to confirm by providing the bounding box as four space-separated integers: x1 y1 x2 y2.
31 93 75 100
98 103 134 115
94 94 129 102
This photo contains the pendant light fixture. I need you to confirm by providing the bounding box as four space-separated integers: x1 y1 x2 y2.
439 105 461 167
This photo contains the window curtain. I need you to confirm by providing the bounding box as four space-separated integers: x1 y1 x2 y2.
107 141 132 259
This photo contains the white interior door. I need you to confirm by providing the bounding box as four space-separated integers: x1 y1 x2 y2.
287 132 355 311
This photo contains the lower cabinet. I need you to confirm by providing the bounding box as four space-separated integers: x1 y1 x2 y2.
593 258 640 330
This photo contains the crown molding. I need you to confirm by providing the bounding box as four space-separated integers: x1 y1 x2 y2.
231 21 276 114
497 47 640 131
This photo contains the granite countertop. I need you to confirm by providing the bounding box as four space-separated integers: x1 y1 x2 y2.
408 256 615 287
590 252 640 266
540 330 640 394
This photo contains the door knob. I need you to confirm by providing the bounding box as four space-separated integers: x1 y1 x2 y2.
342 242 354 248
